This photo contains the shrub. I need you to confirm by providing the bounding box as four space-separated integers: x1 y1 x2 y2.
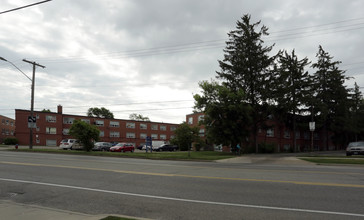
258 142 276 153
4 137 18 145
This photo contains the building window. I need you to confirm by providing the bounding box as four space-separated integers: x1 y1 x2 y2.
1 119 4 124
46 139 57 146
188 117 193 125
36 126 40 132
266 128 274 137
151 134 158 139
140 133 147 139
170 135 175 139
110 121 120 127
63 117 74 124
140 123 147 129
63 129 69 135
6 120 9 125
99 131 104 137
81 119 90 124
46 115 56 122
160 125 166 131
284 130 290 139
46 127 57 134
110 131 120 138
151 124 158 130
126 132 135 138
198 115 204 122
95 120 104 126
160 134 167 140
10 121 14 126
170 126 176 131
126 122 135 129
199 128 205 137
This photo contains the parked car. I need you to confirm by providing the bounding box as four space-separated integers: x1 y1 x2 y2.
92 142 112 151
59 139 76 150
110 143 135 152
346 141 364 156
156 144 178 152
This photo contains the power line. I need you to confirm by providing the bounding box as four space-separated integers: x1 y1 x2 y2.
0 0 52 15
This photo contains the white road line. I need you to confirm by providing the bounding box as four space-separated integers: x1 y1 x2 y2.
1 177 364 217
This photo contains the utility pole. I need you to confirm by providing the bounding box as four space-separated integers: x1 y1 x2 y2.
23 59 45 149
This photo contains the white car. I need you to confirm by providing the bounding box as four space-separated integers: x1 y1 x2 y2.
346 141 364 156
59 139 82 150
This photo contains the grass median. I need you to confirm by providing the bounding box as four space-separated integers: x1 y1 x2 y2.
298 156 364 165
4 147 235 161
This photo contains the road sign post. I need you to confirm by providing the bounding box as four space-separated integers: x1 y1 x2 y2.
27 116 36 128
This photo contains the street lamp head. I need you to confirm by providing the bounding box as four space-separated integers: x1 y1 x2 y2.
0 56 8 62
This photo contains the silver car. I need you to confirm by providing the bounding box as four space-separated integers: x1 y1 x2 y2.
92 142 112 151
346 141 364 156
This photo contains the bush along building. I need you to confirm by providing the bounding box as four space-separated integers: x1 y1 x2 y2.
0 115 15 144
15 105 178 147
186 112 335 153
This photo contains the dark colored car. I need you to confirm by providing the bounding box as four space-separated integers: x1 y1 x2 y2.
92 142 112 151
110 143 135 152
346 141 364 156
157 144 178 152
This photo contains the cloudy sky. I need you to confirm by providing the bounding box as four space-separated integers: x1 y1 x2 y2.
1 0 363 124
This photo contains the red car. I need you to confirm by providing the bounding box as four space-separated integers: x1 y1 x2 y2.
110 143 135 152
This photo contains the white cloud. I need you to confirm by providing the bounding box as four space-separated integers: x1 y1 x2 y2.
1 0 363 123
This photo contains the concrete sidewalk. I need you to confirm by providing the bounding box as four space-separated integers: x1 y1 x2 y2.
216 154 315 165
0 200 105 220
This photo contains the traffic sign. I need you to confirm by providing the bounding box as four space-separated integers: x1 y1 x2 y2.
28 116 36 128
28 116 36 123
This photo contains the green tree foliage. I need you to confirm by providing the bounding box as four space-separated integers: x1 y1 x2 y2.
171 122 200 151
347 83 364 141
194 81 252 149
311 45 351 149
41 109 51 112
214 14 275 152
87 107 114 119
69 120 100 151
272 50 311 152
129 113 150 121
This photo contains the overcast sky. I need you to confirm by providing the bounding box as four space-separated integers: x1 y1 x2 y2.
1 0 363 124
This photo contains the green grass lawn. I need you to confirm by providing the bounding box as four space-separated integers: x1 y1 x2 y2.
298 157 364 165
5 147 235 161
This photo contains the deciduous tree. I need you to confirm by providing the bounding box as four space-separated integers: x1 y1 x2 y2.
69 120 100 151
87 107 114 119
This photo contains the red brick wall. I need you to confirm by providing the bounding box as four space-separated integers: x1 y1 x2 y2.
0 115 15 143
15 108 178 147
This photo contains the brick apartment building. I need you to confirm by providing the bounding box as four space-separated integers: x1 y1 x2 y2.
186 112 335 152
0 115 15 143
15 105 178 147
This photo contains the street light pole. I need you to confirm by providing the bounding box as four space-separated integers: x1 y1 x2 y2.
0 56 45 149
23 59 45 149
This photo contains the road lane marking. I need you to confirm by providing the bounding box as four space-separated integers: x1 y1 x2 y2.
2 161 364 188
0 177 364 218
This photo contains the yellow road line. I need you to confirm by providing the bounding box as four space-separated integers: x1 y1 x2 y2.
2 161 364 188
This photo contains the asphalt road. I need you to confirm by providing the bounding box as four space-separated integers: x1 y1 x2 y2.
0 151 364 220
